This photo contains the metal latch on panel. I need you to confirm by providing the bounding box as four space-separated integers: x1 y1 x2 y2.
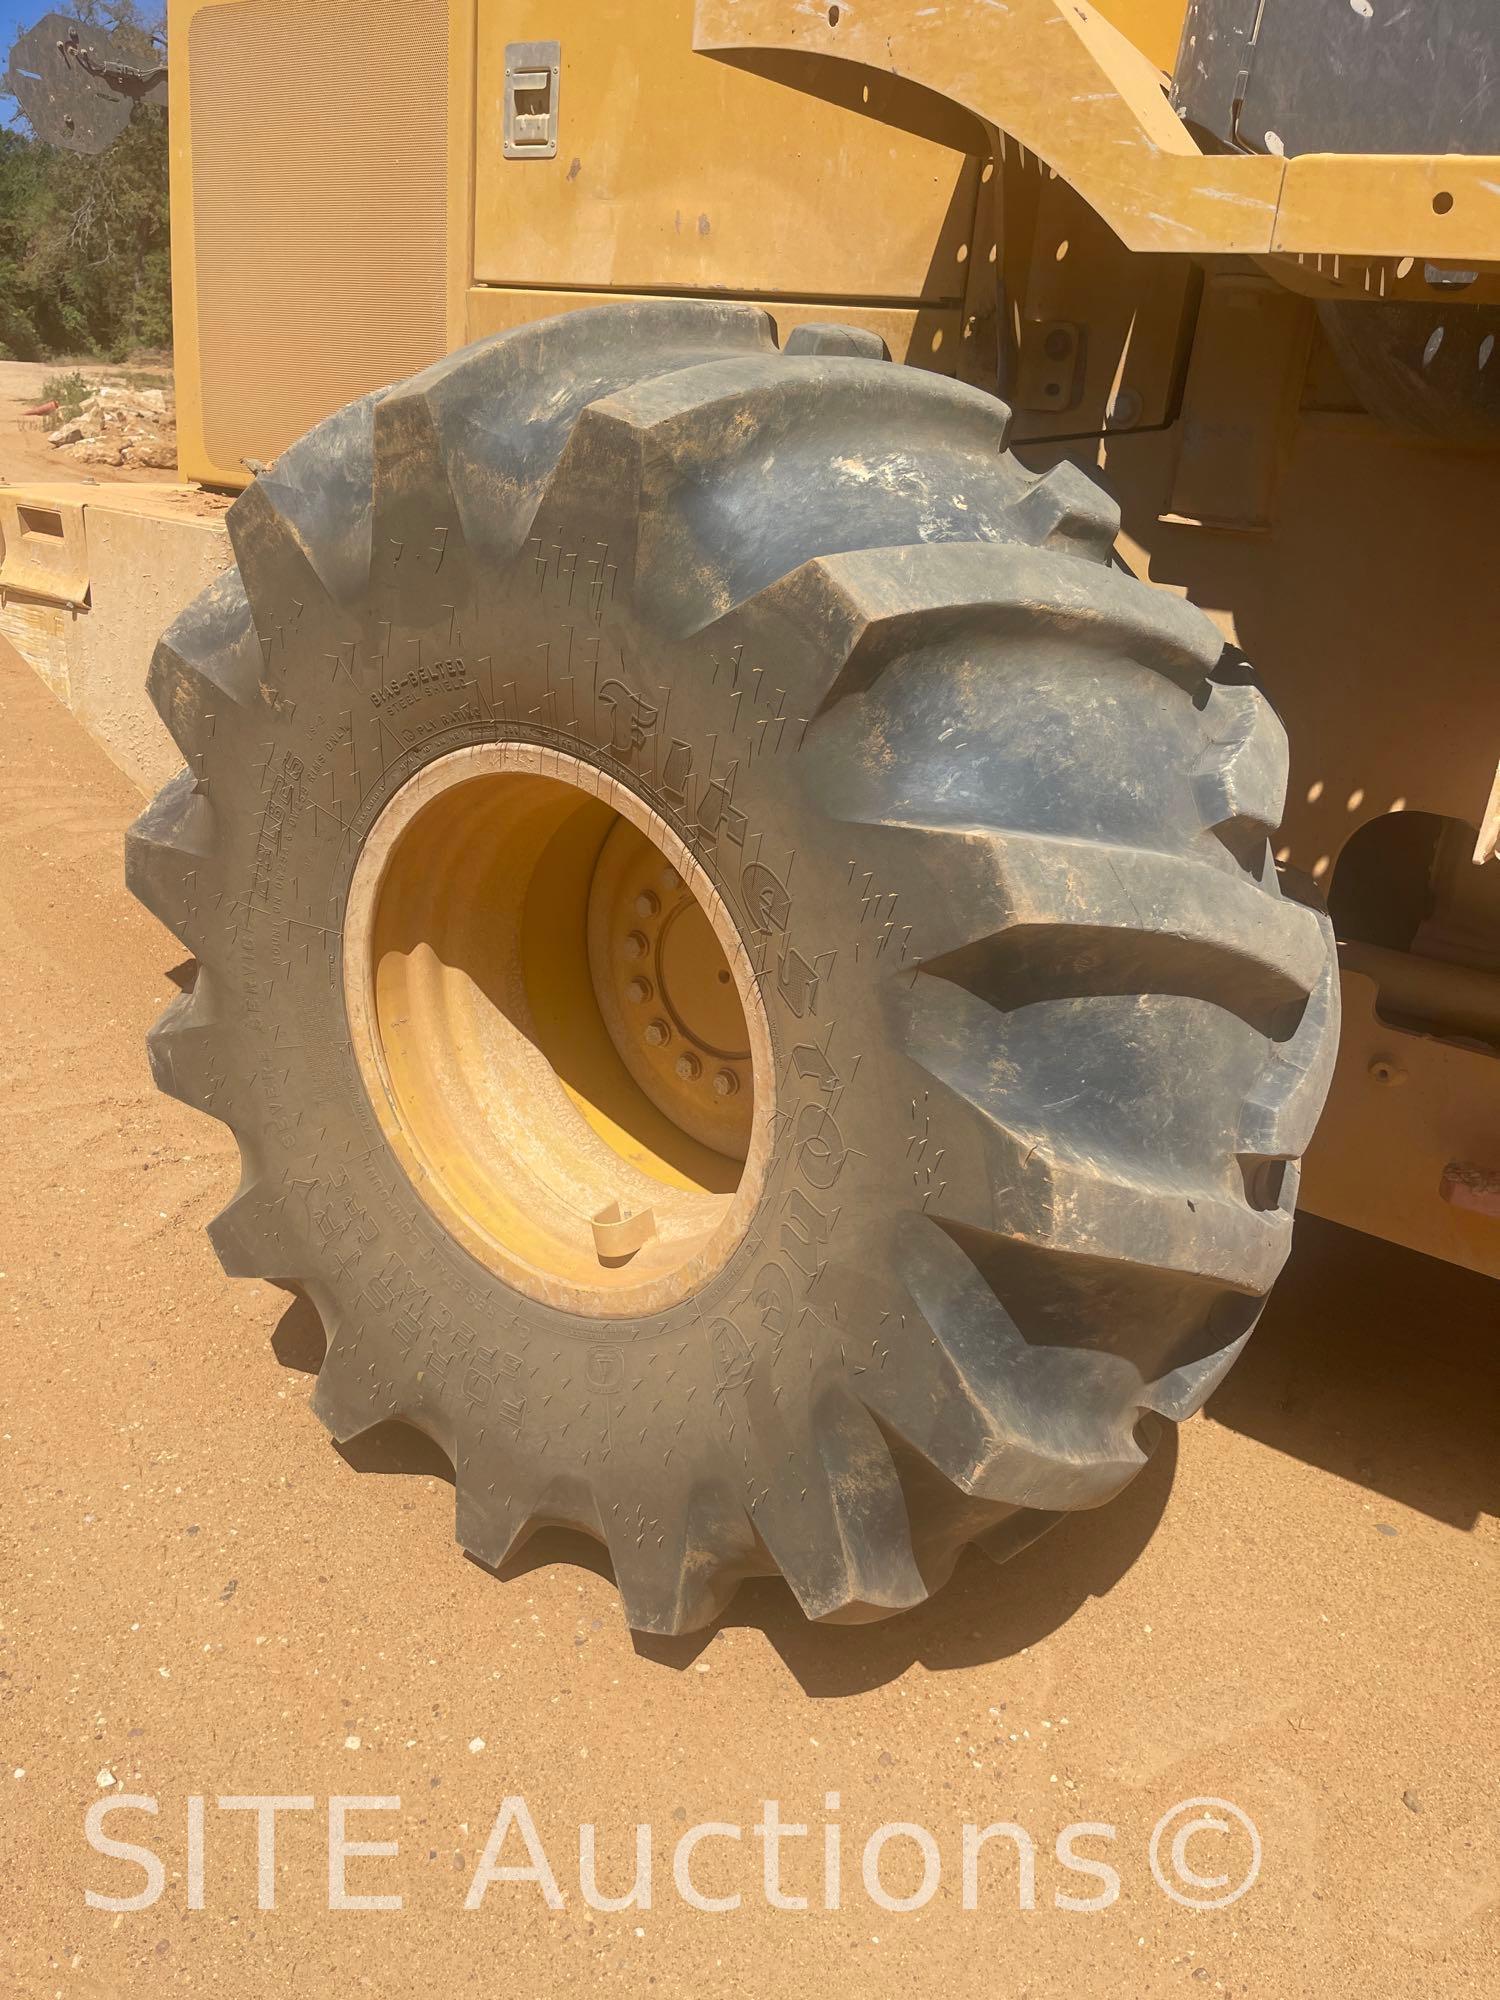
503 41 560 159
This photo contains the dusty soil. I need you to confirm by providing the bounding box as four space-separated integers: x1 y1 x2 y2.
0 359 176 488
2 646 1497 1997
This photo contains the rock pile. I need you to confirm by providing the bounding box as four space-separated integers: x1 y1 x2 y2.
48 384 176 470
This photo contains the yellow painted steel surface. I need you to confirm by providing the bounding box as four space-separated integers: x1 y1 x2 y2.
694 0 1500 266
1091 0 1189 75
1083 416 1500 1279
167 0 1500 488
695 0 1284 256
168 0 474 488
1271 154 1500 259
1301 972 1500 1281
473 0 977 301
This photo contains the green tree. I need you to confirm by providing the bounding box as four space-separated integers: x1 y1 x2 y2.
0 2 170 358
0 126 45 358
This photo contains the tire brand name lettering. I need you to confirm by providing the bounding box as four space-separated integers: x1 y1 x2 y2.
370 657 467 711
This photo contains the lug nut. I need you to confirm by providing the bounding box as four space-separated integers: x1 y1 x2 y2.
623 930 649 961
712 1068 740 1099
675 1051 702 1082
624 976 652 1005
644 1019 671 1048
659 865 680 890
634 889 660 919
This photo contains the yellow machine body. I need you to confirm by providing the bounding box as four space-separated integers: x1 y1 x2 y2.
164 0 1500 1277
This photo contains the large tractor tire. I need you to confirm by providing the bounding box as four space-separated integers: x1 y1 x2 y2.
127 302 1339 1633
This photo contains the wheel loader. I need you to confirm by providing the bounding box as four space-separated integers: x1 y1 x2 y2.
5 0 1497 1632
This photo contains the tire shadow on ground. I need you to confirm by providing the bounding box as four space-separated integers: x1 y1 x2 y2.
470 1441 1176 1697
269 1207 1499 1694
1206 1213 1499 1532
271 1279 1178 1693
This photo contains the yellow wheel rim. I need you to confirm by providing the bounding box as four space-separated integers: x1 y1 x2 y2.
343 744 774 1319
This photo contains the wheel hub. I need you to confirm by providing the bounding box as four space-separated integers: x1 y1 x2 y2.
587 819 754 1158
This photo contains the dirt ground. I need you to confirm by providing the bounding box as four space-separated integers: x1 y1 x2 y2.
1 644 1497 1997
0 359 175 488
